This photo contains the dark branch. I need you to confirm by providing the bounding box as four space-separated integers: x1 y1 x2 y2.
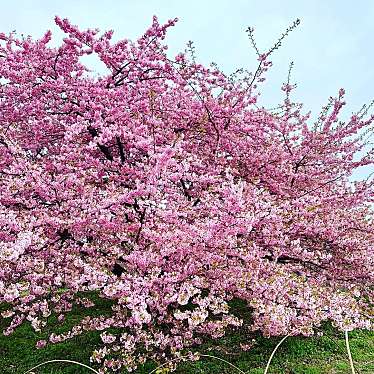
116 136 126 164
87 126 113 161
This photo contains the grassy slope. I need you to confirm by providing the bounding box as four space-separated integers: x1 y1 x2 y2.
0 295 373 374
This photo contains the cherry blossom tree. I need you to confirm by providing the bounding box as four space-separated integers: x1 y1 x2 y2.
0 16 373 372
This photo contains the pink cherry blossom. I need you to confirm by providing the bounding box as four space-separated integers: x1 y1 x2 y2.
0 15 373 373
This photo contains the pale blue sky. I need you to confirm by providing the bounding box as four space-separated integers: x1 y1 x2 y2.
1 0 373 179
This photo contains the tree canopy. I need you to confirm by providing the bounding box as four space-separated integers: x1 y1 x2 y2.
0 16 373 372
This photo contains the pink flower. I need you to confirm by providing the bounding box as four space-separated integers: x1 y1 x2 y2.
36 340 47 349
100 332 116 344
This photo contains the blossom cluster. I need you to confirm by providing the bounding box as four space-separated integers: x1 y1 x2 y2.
0 16 373 372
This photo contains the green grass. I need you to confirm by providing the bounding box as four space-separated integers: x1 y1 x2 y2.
0 295 373 374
